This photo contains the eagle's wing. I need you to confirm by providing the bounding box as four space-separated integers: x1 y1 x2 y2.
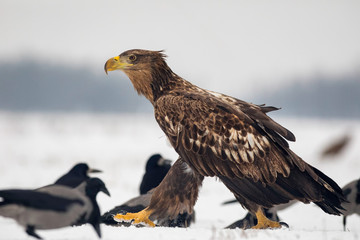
155 91 303 184
207 91 296 143
155 91 345 213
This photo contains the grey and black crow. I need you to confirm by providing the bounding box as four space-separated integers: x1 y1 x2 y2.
342 178 360 230
0 178 110 239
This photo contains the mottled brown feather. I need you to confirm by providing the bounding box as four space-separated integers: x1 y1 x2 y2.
155 93 293 183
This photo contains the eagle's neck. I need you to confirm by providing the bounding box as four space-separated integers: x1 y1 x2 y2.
126 69 156 104
150 64 179 102
125 62 181 105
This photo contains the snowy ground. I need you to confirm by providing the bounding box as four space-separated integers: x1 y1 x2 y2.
0 111 359 240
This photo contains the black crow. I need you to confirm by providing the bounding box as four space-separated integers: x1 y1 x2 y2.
54 163 102 188
139 154 171 195
0 178 110 239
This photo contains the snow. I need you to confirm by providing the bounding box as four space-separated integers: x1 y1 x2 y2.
0 111 359 240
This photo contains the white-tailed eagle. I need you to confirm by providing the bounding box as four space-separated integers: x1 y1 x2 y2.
104 49 345 228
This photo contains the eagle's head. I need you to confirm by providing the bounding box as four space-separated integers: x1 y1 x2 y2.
104 49 174 103
104 49 167 74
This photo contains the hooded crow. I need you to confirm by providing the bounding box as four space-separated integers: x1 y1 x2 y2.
0 178 110 239
341 178 360 230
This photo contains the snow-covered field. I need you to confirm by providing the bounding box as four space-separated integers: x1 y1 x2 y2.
0 111 359 240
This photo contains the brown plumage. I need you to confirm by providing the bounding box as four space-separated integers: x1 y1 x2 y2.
105 49 345 226
148 157 204 221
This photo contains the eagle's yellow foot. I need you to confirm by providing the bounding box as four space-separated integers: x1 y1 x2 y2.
113 208 155 227
251 209 282 229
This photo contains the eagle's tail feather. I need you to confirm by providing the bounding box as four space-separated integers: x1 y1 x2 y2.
310 166 346 215
219 164 346 215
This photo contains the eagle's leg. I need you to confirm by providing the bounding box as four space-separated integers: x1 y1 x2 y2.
251 208 281 229
113 158 203 228
113 207 155 227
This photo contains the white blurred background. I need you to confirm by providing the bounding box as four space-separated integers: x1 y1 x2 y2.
0 0 359 117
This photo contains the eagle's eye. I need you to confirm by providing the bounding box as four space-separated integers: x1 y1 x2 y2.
128 54 137 62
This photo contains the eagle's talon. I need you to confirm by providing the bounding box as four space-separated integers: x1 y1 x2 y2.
251 209 282 229
113 208 155 227
251 221 282 229
279 221 289 228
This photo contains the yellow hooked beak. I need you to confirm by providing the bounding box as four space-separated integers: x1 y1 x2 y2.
104 56 133 75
